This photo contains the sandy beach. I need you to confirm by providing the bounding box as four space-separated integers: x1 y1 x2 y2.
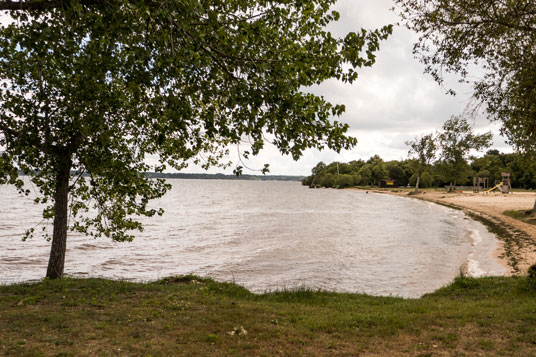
367 189 536 275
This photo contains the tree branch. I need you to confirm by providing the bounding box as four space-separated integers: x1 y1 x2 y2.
0 121 20 139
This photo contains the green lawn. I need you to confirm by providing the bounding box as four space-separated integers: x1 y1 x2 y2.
1 276 535 356
504 210 536 226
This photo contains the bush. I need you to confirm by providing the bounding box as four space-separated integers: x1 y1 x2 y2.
318 173 336 188
528 264 536 287
335 174 354 188
301 177 312 186
352 174 362 186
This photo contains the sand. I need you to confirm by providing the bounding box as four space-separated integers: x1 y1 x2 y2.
369 189 536 275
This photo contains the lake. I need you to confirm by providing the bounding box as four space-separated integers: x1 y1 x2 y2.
0 179 505 297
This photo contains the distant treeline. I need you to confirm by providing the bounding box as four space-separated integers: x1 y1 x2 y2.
144 172 304 181
302 150 536 189
17 171 303 182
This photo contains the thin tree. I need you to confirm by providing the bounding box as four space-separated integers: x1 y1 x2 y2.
437 117 493 192
406 134 436 193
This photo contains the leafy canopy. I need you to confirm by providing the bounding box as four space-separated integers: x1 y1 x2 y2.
395 0 536 154
406 134 436 174
406 133 436 191
0 1 392 242
437 116 492 187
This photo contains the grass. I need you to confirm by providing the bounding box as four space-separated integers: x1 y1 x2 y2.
1 276 536 356
504 209 536 226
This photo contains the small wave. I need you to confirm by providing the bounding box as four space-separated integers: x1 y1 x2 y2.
0 256 44 264
76 243 112 251
466 254 487 277
469 229 483 246
101 258 136 266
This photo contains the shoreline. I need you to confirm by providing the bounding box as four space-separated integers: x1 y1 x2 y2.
356 188 536 275
2 276 536 355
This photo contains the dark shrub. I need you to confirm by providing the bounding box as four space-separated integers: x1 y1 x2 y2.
335 174 354 188
528 264 536 289
529 264 536 280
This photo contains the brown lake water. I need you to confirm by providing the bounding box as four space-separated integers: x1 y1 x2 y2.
0 179 505 297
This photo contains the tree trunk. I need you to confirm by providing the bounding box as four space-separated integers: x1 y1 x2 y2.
414 174 420 193
533 198 536 214
46 163 71 279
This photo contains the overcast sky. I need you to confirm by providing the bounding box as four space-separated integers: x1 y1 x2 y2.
187 0 512 176
1 2 512 177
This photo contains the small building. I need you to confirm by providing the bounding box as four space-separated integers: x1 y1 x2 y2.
379 179 399 188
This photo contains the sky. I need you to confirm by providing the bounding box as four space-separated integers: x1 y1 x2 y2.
184 0 512 176
0 2 513 177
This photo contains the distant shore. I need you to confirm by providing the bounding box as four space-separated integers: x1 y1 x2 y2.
18 171 305 181
144 172 304 181
357 188 536 275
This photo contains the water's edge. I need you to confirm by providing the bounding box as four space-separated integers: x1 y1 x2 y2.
0 181 506 297
401 193 515 274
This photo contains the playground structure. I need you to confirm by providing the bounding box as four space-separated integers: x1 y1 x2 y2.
478 172 511 194
473 176 489 193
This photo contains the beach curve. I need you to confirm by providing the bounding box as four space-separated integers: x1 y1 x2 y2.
355 189 536 275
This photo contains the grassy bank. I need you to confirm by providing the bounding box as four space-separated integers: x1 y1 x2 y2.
1 276 535 356
504 210 536 226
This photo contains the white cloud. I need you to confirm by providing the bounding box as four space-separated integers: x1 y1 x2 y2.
193 0 512 176
2 4 511 176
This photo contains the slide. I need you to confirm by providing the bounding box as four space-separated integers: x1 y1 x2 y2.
485 183 502 193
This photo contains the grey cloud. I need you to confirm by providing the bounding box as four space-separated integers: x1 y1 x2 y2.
222 0 511 175
190 0 512 175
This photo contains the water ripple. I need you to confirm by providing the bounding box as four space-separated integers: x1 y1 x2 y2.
0 180 505 297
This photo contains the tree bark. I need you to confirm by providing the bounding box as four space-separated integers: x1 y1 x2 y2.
414 174 420 193
46 161 71 279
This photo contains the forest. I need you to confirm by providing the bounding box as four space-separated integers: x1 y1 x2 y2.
302 149 536 190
